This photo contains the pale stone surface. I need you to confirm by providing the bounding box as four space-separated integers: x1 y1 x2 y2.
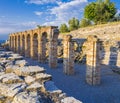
5 65 19 73
14 66 45 76
0 83 26 98
35 73 52 81
0 73 23 84
12 92 40 103
26 82 42 91
61 97 82 103
25 76 35 84
0 65 4 72
15 60 28 67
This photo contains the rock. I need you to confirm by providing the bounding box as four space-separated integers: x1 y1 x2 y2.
12 92 41 103
14 66 45 76
61 97 82 103
15 60 28 67
5 65 19 73
0 60 12 69
26 82 42 91
44 81 62 94
35 73 52 81
0 65 5 72
0 73 23 84
5 60 14 68
25 76 35 84
0 83 26 98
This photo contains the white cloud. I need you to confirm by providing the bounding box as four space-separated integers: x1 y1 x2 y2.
34 11 43 16
43 0 88 26
25 0 60 5
0 21 38 34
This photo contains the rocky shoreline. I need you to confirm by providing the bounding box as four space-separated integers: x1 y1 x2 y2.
0 47 81 103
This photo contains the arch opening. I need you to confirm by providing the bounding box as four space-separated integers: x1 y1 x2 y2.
33 33 38 59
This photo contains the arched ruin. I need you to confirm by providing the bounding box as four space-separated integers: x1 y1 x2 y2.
9 26 59 67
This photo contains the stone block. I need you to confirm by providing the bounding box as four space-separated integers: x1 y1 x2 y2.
0 83 26 98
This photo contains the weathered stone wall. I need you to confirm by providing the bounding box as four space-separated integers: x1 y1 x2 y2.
60 23 120 41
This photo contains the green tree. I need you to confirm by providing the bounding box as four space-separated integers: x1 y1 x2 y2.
80 18 91 27
59 23 69 33
68 17 79 31
84 0 116 24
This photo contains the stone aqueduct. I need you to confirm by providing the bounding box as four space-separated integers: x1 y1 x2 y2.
9 26 59 68
9 26 100 85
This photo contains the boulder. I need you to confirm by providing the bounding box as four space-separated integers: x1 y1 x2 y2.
36 73 52 82
12 92 41 103
25 76 35 84
15 60 28 67
0 73 23 84
14 66 45 76
0 83 26 98
26 82 42 91
5 65 19 73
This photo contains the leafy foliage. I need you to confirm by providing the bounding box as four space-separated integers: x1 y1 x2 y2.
68 17 79 31
80 18 91 27
59 23 69 33
84 0 116 24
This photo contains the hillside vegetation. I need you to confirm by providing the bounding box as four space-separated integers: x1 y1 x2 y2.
59 21 120 41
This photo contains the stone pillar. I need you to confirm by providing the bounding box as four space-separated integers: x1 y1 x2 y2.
63 35 74 75
9 36 11 50
11 36 14 51
117 51 120 67
16 35 19 53
20 34 23 55
24 32 28 57
15 36 17 53
49 28 59 68
86 35 100 85
25 35 29 58
13 36 16 52
30 31 34 59
38 32 47 63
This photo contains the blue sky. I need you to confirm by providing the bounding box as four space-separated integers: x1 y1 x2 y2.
0 0 120 40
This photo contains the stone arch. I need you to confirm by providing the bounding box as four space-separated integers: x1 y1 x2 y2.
33 33 38 59
22 34 25 55
26 34 31 57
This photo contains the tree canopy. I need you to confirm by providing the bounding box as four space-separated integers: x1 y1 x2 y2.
84 0 116 24
59 23 69 33
68 17 79 31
